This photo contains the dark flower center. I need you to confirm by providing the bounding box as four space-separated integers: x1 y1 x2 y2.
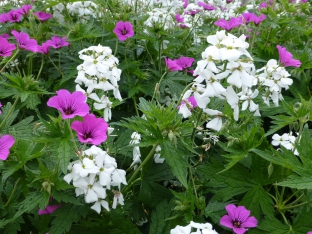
63 108 74 115
232 220 241 228
83 132 92 140
121 29 127 35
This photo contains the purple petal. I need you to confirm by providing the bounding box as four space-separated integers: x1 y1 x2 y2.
232 227 248 234
241 216 258 228
220 215 234 228
0 135 15 160
235 206 250 222
225 204 237 220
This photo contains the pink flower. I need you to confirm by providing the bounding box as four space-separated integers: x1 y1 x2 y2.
46 36 69 49
164 58 182 71
198 1 216 10
175 56 194 70
47 89 89 119
307 232 312 234
113 21 134 41
7 9 23 22
259 2 267 9
38 204 61 215
0 135 15 161
33 11 52 21
71 114 109 145
178 96 198 109
0 37 16 57
214 17 243 31
0 13 9 23
0 34 10 39
175 14 184 23
182 0 188 8
277 45 301 68
20 5 32 15
37 41 51 54
220 204 258 234
11 30 38 53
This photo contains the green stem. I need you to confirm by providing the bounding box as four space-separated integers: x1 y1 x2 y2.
189 167 198 204
282 200 312 210
283 190 301 205
48 56 64 77
151 72 167 101
191 109 203 142
114 39 118 57
0 97 19 130
123 144 158 193
4 178 21 208
0 49 20 74
285 193 304 207
36 55 45 81
280 212 291 228
132 96 139 116
66 119 78 153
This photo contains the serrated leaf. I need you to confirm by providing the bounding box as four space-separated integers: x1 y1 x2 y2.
277 175 312 189
49 204 89 234
255 216 289 234
149 199 175 234
160 141 189 188
57 140 74 174
204 201 228 224
240 186 274 220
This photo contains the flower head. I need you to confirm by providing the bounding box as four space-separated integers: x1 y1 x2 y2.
0 135 15 161
20 5 32 15
37 41 51 54
113 21 134 41
175 56 195 70
220 204 258 234
0 37 16 57
33 11 53 21
11 30 38 53
71 114 109 145
164 58 182 71
46 36 69 49
47 89 89 119
276 45 301 68
38 204 61 215
7 9 23 22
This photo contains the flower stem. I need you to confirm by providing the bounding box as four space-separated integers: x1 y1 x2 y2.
151 72 167 101
123 144 158 193
0 49 20 74
0 97 19 130
36 55 45 81
66 119 79 153
4 178 21 208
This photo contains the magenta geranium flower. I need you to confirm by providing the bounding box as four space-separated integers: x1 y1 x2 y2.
46 36 69 49
175 56 195 70
164 58 182 72
0 135 15 161
277 45 301 68
33 11 52 21
178 96 198 109
38 204 61 215
0 13 9 23
220 204 258 234
175 14 184 23
20 5 32 15
71 114 109 145
198 1 216 10
47 89 89 119
37 41 51 54
0 37 16 57
214 17 243 31
113 21 134 41
0 34 10 39
11 30 38 53
7 9 23 22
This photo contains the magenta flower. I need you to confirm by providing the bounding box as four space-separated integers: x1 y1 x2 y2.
0 135 15 161
11 30 38 53
0 34 10 39
277 45 301 68
20 5 32 15
258 2 267 9
198 1 216 10
7 9 23 23
307 232 312 234
178 96 198 109
175 56 194 70
175 14 184 23
220 204 258 234
182 0 188 8
113 21 134 41
38 204 61 215
47 89 89 119
214 17 243 31
0 37 16 57
46 36 69 49
0 13 9 23
33 11 52 21
37 41 51 54
0 102 2 115
164 58 182 72
71 114 109 145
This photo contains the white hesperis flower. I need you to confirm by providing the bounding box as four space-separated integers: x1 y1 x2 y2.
195 70 227 98
153 145 164 163
91 198 110 214
240 88 260 113
183 84 210 109
226 61 255 88
225 86 240 121
73 157 99 177
64 161 81 184
203 109 223 131
89 93 113 122
170 224 192 234
112 190 124 209
194 46 221 74
111 169 127 190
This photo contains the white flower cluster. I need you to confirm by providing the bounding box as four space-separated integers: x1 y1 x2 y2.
51 1 101 23
75 44 122 122
64 145 127 213
256 59 293 107
170 221 218 234
204 0 243 20
0 0 20 7
182 30 261 131
272 133 299 155
144 8 176 30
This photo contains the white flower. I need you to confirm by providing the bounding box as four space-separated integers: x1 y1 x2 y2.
111 169 127 190
204 109 223 131
225 86 240 121
73 158 99 177
91 199 110 214
154 145 164 163
112 190 124 209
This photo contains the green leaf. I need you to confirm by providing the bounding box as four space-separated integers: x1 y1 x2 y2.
254 216 289 234
160 141 189 188
204 201 228 224
49 204 89 234
240 186 274 220
149 199 175 234
57 140 74 174
277 175 312 189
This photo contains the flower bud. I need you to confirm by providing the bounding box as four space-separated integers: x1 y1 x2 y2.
268 163 274 178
